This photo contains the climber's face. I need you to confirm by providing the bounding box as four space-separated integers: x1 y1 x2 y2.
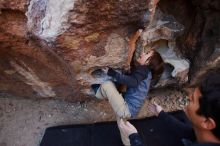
137 50 154 65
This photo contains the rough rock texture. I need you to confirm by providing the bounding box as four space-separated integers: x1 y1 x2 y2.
0 0 152 100
0 0 219 100
135 9 189 85
158 0 220 83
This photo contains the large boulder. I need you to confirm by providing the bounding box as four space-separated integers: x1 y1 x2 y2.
0 0 219 100
0 0 151 100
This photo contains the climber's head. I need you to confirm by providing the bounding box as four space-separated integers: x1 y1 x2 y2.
137 49 164 79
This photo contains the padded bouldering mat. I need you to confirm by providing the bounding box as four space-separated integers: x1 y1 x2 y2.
40 110 192 146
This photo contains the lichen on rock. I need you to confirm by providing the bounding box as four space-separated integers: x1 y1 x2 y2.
26 0 75 41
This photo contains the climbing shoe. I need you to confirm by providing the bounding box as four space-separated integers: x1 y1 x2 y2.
91 84 100 94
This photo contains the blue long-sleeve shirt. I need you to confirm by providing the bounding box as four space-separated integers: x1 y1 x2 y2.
107 65 152 117
107 65 149 87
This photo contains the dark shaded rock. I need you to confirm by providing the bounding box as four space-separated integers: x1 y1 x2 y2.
158 0 220 83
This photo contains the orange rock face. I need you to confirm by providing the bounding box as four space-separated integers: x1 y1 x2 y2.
0 0 151 100
0 0 219 100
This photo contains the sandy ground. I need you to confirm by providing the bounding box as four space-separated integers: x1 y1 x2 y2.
0 87 185 146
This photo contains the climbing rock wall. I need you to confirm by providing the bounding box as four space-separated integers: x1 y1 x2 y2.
0 0 219 100
0 0 150 100
135 8 189 86
158 0 220 83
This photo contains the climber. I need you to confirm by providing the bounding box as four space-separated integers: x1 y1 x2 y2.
91 29 164 146
118 68 220 146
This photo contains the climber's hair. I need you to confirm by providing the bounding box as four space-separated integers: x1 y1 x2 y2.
147 49 164 79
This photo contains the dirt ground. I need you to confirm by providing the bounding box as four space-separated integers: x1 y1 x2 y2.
0 87 185 146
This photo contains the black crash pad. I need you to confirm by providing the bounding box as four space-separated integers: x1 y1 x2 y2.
40 111 191 146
